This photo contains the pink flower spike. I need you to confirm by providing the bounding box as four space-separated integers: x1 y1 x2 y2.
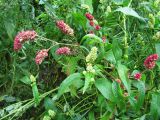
14 36 22 51
144 54 158 69
56 47 71 55
134 73 141 80
56 20 74 36
35 49 49 65
14 30 37 51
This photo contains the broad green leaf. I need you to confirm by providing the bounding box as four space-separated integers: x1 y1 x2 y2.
112 81 125 110
133 81 145 110
115 7 145 21
20 76 31 85
150 92 160 119
57 73 82 97
112 39 122 62
83 72 93 93
117 62 130 93
80 34 102 45
105 50 116 65
95 78 114 102
4 20 15 40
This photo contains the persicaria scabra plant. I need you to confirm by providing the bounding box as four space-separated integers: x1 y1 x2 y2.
2 1 160 119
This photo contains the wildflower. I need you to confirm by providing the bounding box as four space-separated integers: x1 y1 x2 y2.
56 20 74 36
35 49 49 65
14 30 37 51
95 25 101 30
134 73 141 80
89 20 94 26
144 54 158 69
85 12 94 20
86 47 98 63
56 47 71 55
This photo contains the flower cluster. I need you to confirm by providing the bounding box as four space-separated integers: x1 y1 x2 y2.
56 47 71 55
134 73 141 80
85 12 101 31
35 49 49 65
153 31 160 41
56 20 74 36
86 47 98 63
83 47 98 75
14 30 37 51
86 63 95 73
144 54 158 69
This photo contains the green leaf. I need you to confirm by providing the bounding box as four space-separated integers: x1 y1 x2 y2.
150 92 160 119
20 76 31 85
117 62 130 93
112 81 125 110
89 111 95 120
115 7 145 21
32 82 40 106
80 34 102 46
95 78 114 102
83 72 93 93
57 73 82 98
133 81 145 110
105 50 116 65
4 20 15 40
112 39 122 62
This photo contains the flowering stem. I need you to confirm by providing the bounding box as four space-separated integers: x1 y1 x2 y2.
123 15 128 61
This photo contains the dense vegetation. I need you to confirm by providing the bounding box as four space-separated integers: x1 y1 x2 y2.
0 0 160 119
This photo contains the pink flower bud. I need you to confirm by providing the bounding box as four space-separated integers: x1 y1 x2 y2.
56 47 71 55
85 13 94 20
56 20 74 36
35 49 49 65
134 73 141 80
95 25 101 30
89 31 94 34
89 20 94 26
